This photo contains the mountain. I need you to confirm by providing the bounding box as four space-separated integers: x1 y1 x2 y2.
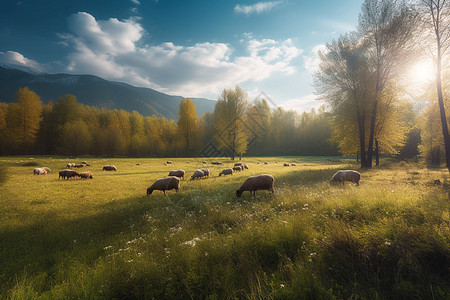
0 66 216 120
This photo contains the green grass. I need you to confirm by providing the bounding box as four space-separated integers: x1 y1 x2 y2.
0 156 448 299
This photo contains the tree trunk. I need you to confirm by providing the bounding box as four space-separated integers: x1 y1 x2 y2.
375 138 379 166
367 97 378 169
436 54 450 171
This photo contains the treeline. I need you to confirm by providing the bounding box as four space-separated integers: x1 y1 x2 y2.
0 87 338 157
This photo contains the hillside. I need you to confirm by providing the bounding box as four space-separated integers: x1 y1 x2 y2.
0 66 216 120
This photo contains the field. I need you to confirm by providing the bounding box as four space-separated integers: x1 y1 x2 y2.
0 156 449 299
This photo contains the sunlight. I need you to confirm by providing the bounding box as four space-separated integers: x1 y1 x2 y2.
409 59 435 85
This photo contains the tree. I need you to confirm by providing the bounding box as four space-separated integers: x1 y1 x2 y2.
419 0 450 170
59 119 92 156
358 0 417 167
5 87 43 152
177 98 199 155
214 86 250 159
316 34 375 167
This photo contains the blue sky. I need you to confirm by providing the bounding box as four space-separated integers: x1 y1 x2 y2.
0 0 363 112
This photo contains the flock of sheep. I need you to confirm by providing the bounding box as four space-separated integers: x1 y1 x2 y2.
33 160 361 198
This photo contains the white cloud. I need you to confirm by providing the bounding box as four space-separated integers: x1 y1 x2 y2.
234 1 283 15
303 44 327 74
281 94 323 113
130 0 141 4
60 12 302 97
0 50 43 72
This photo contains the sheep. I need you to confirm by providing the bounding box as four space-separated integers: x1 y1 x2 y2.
264 162 268 165
243 164 249 169
283 163 290 167
190 169 205 180
73 163 85 168
236 174 275 197
202 161 207 164
168 170 185 180
166 161 173 164
219 168 233 176
234 162 243 167
81 161 91 166
42 167 51 173
200 168 210 177
59 169 80 180
103 165 117 171
330 170 361 186
33 167 47 175
79 172 93 179
233 165 243 172
291 163 296 166
211 161 223 165
67 163 75 168
147 176 180 195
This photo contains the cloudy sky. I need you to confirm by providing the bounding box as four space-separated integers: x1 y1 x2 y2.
0 0 362 112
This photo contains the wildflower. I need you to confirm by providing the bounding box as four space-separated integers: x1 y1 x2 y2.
280 284 285 288
104 246 113 250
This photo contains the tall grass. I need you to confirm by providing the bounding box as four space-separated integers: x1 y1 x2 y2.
0 156 448 299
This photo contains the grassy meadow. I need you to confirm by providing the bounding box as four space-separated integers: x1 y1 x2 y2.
0 156 448 299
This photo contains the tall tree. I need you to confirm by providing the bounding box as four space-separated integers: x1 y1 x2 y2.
214 86 249 159
419 0 450 170
358 0 417 167
5 87 43 152
177 98 199 155
316 34 375 167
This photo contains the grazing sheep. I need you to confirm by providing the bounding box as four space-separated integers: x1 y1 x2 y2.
147 177 180 195
42 167 51 173
166 161 173 164
243 164 249 169
211 161 223 165
33 167 47 175
202 161 207 164
79 172 93 179
200 168 210 177
283 163 290 167
190 169 205 180
233 166 243 172
330 170 361 186
59 169 80 180
103 165 117 171
219 168 233 176
291 163 296 166
136 163 141 166
67 163 75 168
73 163 84 168
168 170 185 180
264 162 268 165
236 174 275 197
81 161 91 166
234 162 243 167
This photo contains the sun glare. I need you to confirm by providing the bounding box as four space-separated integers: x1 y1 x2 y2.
409 59 435 85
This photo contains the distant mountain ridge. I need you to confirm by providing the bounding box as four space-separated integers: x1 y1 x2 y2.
0 66 216 120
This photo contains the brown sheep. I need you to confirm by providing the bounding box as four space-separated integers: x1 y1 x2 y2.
73 164 85 168
236 174 275 197
243 164 249 169
168 170 185 180
291 163 296 166
219 168 233 176
200 168 210 177
166 161 173 164
79 172 93 179
233 165 243 172
283 163 290 167
211 161 223 165
59 169 80 180
190 169 205 180
103 165 117 171
147 176 180 195
330 170 361 186
80 161 91 166
33 167 48 175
